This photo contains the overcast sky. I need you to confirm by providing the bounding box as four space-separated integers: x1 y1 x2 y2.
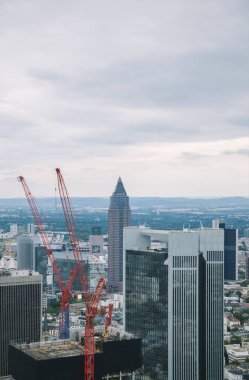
0 1 248 198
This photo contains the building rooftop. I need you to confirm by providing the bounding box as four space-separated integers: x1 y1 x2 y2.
12 340 83 360
0 269 40 278
12 331 136 361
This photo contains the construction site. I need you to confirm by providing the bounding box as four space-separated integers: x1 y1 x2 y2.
9 333 142 380
13 169 142 380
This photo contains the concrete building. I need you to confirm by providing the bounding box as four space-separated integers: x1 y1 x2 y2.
9 337 142 380
89 226 104 256
0 269 42 377
107 178 131 294
225 368 243 380
212 220 238 281
27 223 35 235
17 235 36 271
227 347 249 363
124 227 224 380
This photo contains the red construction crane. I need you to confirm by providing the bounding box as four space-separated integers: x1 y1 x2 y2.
104 303 113 337
56 168 107 380
18 176 77 339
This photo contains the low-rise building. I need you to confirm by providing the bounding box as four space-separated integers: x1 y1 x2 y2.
225 313 241 328
227 367 243 380
228 347 249 363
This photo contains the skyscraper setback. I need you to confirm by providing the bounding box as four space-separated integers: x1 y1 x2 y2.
107 177 131 293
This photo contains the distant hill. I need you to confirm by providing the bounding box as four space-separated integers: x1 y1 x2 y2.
0 196 248 209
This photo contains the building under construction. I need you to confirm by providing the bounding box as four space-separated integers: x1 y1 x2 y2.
9 333 142 380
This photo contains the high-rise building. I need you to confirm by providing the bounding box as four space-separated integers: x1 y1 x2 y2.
89 226 104 256
0 269 42 377
27 223 35 235
53 251 88 291
212 219 238 280
107 177 131 293
34 245 48 288
168 229 224 380
17 235 36 271
246 255 249 280
124 227 224 380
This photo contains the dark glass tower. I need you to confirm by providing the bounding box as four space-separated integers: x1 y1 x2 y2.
125 249 168 379
212 220 238 281
107 178 131 293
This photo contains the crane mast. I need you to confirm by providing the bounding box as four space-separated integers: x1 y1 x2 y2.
18 176 77 339
56 168 106 380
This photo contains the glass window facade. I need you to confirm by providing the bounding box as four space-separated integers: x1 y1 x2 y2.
125 249 168 380
0 273 42 376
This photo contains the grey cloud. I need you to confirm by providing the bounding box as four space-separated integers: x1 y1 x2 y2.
0 1 248 197
181 152 210 161
223 149 249 156
29 68 62 84
228 116 249 128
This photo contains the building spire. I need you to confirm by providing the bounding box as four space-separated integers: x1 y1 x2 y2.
113 177 127 196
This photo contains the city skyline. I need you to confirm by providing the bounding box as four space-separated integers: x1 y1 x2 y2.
0 1 248 198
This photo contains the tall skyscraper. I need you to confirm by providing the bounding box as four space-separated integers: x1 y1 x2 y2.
107 177 131 293
212 219 238 280
0 269 42 377
168 229 224 380
124 227 224 380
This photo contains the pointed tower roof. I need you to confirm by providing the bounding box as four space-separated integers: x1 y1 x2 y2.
113 177 127 196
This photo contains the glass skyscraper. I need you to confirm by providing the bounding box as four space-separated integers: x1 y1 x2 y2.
126 248 168 379
107 177 131 293
124 227 224 380
168 230 224 380
212 220 238 281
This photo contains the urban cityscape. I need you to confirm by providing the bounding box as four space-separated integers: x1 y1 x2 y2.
0 1 249 380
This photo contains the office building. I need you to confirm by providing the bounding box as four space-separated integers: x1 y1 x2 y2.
53 251 88 291
0 269 42 377
124 227 224 380
34 245 48 288
17 235 36 271
212 219 238 280
89 226 104 256
246 255 249 280
27 223 35 235
125 247 167 378
107 178 131 294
